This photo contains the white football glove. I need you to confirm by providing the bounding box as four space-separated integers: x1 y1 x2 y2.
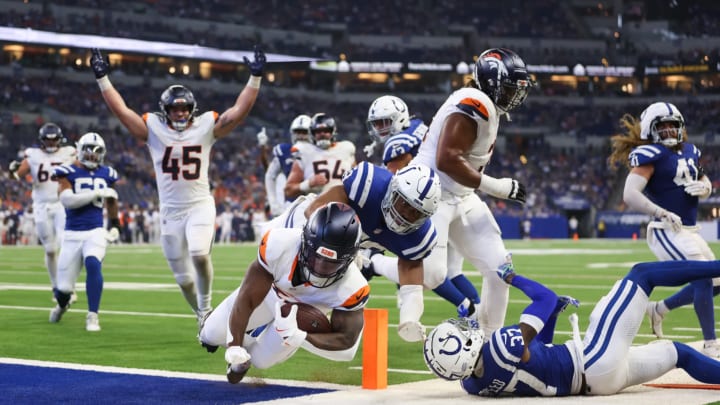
273 302 307 348
9 160 21 173
225 345 251 384
684 180 711 198
225 345 251 367
105 227 120 242
478 174 526 204
656 208 682 232
96 187 118 200
363 141 376 158
257 127 268 146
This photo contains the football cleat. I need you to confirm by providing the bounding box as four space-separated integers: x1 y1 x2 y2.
86 312 101 332
49 304 69 323
702 341 720 358
646 301 664 338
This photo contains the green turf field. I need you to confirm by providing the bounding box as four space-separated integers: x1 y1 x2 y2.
1 239 718 386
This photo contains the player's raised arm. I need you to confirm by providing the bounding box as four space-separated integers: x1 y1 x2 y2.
214 46 266 139
90 48 148 141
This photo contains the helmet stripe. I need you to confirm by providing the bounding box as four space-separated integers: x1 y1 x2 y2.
418 168 434 200
664 102 673 115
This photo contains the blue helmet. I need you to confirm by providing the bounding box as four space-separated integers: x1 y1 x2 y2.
473 48 532 113
300 202 361 288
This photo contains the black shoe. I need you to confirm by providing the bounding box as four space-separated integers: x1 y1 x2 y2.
201 342 219 353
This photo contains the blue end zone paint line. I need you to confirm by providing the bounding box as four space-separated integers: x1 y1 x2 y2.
0 363 334 404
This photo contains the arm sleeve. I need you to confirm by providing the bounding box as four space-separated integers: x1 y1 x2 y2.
59 189 98 209
623 173 662 216
510 275 557 335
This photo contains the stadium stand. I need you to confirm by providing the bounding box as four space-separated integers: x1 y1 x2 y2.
1 0 720 243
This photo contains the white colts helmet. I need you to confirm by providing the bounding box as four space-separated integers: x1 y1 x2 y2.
639 102 685 147
290 114 312 143
424 319 485 381
381 164 440 234
76 132 106 169
366 95 410 143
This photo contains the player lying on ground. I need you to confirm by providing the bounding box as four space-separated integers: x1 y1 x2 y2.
424 258 720 396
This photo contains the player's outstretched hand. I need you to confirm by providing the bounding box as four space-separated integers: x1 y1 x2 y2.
243 45 267 77
496 253 516 284
90 48 110 79
257 127 268 146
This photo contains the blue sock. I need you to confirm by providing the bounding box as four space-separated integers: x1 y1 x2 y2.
664 284 696 310
432 277 466 307
451 274 480 304
625 261 720 296
85 256 104 313
690 279 717 340
673 341 720 383
666 284 720 309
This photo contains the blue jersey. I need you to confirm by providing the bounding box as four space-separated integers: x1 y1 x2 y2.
461 326 576 397
53 164 119 231
628 142 702 225
382 118 427 165
273 143 295 177
342 161 437 261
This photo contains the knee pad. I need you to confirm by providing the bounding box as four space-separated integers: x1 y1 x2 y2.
168 259 194 286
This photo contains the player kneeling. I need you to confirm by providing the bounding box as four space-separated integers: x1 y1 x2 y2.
198 202 369 383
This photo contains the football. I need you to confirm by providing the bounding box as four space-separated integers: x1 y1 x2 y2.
281 302 332 333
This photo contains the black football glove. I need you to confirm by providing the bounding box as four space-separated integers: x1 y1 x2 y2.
508 179 526 204
243 45 267 77
90 48 110 79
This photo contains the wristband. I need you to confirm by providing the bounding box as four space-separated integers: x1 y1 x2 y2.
110 218 121 229
299 179 311 193
96 76 113 92
247 75 262 89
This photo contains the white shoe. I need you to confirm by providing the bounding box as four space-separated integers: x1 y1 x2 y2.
49 305 69 323
702 341 720 358
646 301 664 338
86 312 101 332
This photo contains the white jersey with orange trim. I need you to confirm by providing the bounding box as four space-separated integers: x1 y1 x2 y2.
291 141 356 194
413 87 500 197
24 146 76 204
144 111 218 207
258 227 369 314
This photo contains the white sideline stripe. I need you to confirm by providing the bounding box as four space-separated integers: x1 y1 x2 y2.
0 357 358 391
0 305 196 318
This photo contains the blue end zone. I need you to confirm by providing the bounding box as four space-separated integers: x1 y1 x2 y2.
1 363 333 404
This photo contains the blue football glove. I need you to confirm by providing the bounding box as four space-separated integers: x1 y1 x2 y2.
243 45 267 77
90 48 110 79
